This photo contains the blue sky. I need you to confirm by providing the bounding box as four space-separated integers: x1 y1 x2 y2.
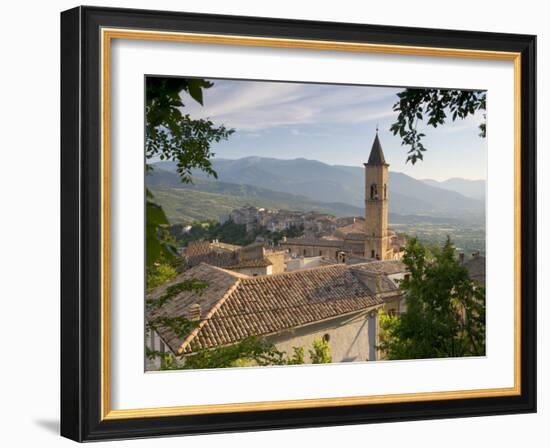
182 78 487 181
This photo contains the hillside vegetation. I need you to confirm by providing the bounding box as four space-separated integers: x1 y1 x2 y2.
149 186 361 224
152 157 484 218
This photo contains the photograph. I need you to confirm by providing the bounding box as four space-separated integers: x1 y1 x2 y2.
144 76 487 371
56 5 537 442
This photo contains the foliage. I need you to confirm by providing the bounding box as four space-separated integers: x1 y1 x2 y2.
148 315 199 340
177 337 289 370
145 278 208 343
146 279 209 311
145 77 234 268
309 338 332 364
167 338 332 370
378 237 486 360
175 219 304 248
148 334 330 370
286 346 306 365
146 77 234 183
146 263 178 291
390 89 486 164
146 189 179 268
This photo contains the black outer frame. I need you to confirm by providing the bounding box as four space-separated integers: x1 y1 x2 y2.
60 5 537 442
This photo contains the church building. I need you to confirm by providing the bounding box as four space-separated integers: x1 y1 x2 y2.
364 130 391 261
145 130 409 370
281 131 403 261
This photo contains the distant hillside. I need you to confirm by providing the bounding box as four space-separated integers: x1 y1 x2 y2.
421 178 486 201
147 174 363 223
152 157 484 218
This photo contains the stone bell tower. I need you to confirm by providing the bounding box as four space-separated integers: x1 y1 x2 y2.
364 129 389 260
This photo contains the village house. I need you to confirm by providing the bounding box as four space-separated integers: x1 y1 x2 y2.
223 207 333 236
185 240 286 276
146 260 404 370
149 132 419 369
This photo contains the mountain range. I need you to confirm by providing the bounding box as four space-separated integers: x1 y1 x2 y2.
420 177 486 201
148 157 485 224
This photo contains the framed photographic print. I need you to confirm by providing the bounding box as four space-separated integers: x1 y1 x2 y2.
60 6 537 442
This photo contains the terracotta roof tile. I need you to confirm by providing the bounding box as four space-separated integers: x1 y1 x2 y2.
147 262 398 355
225 257 273 269
356 260 407 275
282 237 344 247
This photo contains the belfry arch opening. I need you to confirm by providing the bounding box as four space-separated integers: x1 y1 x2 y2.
370 183 378 200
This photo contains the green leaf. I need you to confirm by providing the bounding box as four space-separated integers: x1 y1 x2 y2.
187 79 205 105
146 188 176 268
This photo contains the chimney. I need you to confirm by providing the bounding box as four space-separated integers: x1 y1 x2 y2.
459 252 465 264
187 303 201 321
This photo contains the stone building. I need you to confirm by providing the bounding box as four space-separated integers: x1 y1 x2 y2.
185 240 286 277
279 132 403 261
364 130 392 260
146 261 404 369
224 243 286 276
280 237 345 259
148 132 415 369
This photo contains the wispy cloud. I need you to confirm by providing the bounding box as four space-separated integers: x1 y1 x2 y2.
174 78 487 180
182 80 402 132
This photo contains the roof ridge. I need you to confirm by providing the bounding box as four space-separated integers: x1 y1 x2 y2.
196 295 383 322
239 262 349 281
177 278 242 354
197 262 251 279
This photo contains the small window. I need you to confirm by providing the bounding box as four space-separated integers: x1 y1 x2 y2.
371 250 375 258
319 250 322 256
322 333 330 343
370 183 378 199
303 249 307 256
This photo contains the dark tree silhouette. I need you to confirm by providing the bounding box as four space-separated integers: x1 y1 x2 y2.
390 89 486 164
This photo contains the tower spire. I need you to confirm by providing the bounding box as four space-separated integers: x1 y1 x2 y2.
364 130 390 260
367 131 387 166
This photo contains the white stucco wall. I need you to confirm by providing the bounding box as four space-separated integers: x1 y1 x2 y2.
286 256 325 272
267 311 378 364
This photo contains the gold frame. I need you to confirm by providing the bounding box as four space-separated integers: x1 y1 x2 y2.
100 28 522 421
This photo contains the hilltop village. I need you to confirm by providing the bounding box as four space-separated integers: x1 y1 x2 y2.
146 133 485 370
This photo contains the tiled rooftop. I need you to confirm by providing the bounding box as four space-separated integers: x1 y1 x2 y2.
356 259 407 275
147 261 404 355
282 237 344 247
225 257 273 269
